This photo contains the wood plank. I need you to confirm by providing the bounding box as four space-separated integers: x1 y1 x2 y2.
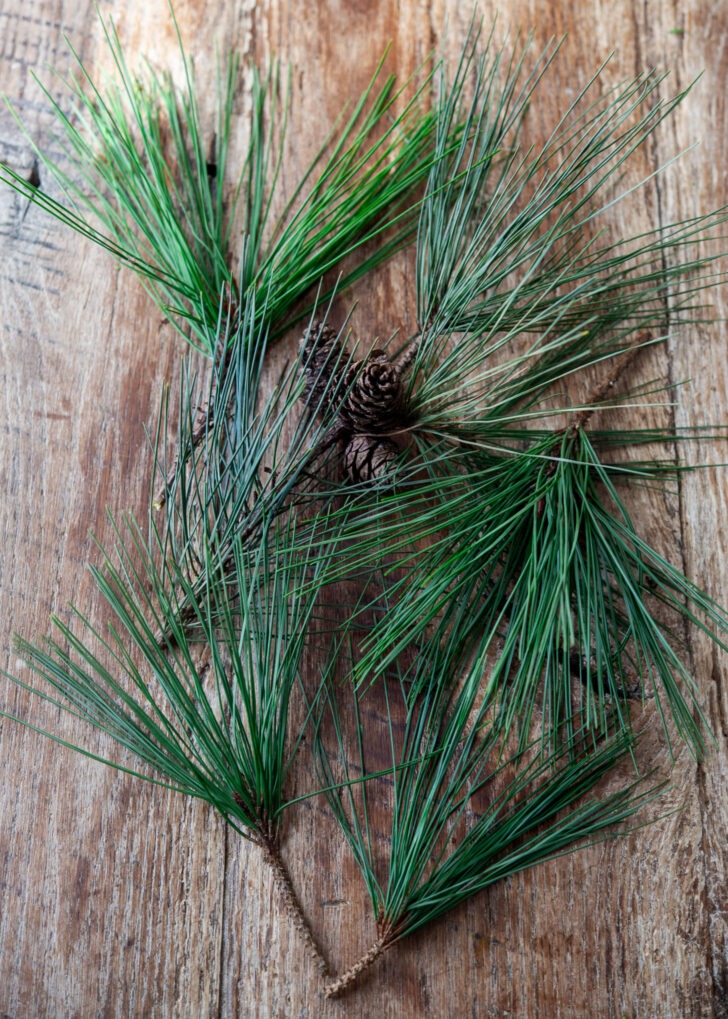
0 1 725 1016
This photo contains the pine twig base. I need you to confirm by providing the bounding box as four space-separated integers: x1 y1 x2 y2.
323 931 393 998
257 831 330 978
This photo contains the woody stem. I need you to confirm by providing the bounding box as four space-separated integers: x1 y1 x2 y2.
323 925 395 998
256 827 330 978
154 301 236 510
567 335 647 436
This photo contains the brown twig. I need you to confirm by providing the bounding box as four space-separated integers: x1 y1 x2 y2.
323 930 394 998
154 286 237 510
256 827 330 978
567 335 647 436
395 335 420 375
536 336 648 515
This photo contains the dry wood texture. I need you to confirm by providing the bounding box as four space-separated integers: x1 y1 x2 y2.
1 1 727 1016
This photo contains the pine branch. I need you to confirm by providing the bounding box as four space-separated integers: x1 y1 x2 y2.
313 643 663 979
1 11 442 353
409 25 728 429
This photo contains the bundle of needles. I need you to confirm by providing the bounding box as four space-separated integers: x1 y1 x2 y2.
3 10 728 998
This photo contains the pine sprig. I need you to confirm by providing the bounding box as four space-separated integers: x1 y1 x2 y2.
4 494 340 973
315 641 660 996
2 284 376 972
7 511 318 833
1 12 441 353
410 28 728 428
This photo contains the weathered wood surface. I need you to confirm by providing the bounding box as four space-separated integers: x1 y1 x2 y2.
1 1 727 1016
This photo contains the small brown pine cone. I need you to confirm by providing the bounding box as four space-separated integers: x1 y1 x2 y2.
300 321 348 415
343 434 399 483
340 350 404 433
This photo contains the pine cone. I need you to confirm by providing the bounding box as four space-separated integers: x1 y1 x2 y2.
300 321 348 416
343 434 399 483
340 350 404 433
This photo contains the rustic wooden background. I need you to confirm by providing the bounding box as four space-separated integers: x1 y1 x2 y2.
1 0 727 1016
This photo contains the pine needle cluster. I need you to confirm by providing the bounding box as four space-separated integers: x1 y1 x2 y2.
2 10 727 996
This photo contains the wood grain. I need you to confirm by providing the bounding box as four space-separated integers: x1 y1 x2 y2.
1 1 726 1016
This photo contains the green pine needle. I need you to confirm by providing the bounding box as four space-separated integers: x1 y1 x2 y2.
411 26 728 428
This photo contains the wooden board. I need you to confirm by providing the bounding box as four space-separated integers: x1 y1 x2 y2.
1 1 726 1016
